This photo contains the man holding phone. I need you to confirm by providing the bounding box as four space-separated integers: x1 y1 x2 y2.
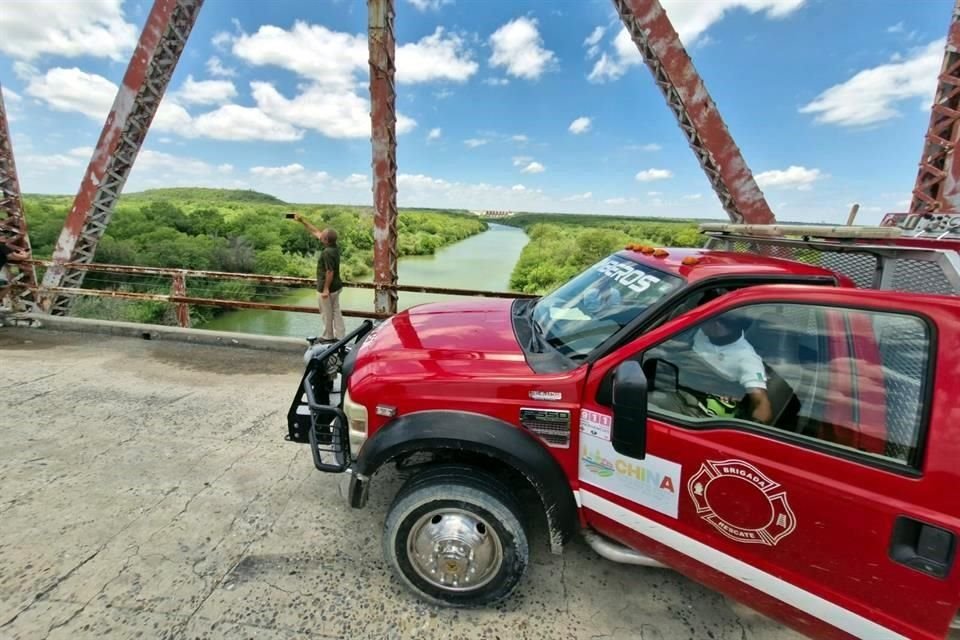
287 213 345 341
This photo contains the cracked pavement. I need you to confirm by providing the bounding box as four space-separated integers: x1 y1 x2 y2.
0 328 804 640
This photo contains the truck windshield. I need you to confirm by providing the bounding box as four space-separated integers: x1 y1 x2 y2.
531 255 683 359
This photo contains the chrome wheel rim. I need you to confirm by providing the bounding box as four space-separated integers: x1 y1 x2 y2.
407 508 504 592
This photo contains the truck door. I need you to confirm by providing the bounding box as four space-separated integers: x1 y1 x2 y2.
576 287 959 640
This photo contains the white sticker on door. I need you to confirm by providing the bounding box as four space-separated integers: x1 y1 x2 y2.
579 431 681 518
579 408 612 441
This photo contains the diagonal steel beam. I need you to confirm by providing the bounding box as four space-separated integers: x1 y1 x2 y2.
0 83 38 311
614 0 775 224
911 0 960 214
39 0 204 314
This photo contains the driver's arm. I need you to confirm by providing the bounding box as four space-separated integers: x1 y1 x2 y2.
746 388 773 424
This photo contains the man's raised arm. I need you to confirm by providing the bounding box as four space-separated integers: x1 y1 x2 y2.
285 212 325 241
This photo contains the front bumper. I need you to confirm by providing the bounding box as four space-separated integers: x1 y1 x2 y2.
286 321 374 473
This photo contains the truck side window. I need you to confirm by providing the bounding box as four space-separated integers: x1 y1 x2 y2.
641 303 931 469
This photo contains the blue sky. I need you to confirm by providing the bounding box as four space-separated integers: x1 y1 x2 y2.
0 0 953 223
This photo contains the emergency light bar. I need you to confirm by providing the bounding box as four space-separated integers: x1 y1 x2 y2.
698 223 902 240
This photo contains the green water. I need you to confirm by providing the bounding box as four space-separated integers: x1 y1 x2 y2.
199 223 529 338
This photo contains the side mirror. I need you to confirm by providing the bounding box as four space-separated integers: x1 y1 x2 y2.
611 360 648 460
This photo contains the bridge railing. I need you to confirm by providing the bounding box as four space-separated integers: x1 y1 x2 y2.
22 260 536 328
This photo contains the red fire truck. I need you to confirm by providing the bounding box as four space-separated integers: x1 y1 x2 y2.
288 219 960 640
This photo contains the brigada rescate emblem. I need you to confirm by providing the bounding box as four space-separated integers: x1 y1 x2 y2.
688 459 796 546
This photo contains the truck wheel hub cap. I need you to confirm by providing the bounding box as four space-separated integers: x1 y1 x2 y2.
408 508 503 592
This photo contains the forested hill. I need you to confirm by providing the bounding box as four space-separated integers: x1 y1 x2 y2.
123 188 287 205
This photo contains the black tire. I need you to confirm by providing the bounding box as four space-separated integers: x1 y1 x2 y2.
383 464 529 607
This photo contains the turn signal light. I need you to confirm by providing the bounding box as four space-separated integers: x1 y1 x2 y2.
682 256 700 266
641 246 656 254
653 249 669 258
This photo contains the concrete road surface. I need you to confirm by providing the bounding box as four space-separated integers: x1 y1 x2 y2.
0 327 804 640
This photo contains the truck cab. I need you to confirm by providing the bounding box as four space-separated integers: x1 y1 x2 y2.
287 227 960 640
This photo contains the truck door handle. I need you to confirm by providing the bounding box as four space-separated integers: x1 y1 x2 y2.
889 516 955 578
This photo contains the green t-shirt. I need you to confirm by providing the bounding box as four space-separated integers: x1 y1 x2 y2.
317 245 343 293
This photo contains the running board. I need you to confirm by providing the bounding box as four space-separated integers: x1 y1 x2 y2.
582 529 667 568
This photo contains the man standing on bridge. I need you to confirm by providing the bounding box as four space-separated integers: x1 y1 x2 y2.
287 213 345 342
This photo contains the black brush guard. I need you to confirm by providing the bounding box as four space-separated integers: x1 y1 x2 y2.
286 320 374 472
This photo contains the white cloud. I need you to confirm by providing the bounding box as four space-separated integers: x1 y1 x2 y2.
511 134 529 143
647 191 662 196
212 31 235 51
397 28 478 83
640 143 662 152
483 77 510 86
683 193 704 200
406 0 453 10
23 67 286 141
250 81 415 139
887 22 905 34
520 161 545 174
0 0 136 61
175 75 237 106
250 163 306 177
233 22 366 90
217 163 234 174
190 104 304 142
584 26 606 59
489 17 556 80
800 39 942 127
755 165 822 190
584 26 606 48
604 197 628 205
2 87 22 104
635 168 673 182
589 1 806 82
427 127 442 141
512 184 527 191
206 56 236 78
512 156 532 167
20 146 93 170
563 192 592 201
464 138 488 148
568 116 592 134
233 22 476 86
26 67 116 120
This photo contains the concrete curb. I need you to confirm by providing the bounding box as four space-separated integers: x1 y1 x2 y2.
13 313 307 353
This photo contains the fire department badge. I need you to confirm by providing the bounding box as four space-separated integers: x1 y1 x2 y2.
687 459 796 546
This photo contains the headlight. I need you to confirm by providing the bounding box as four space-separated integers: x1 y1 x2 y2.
342 389 368 451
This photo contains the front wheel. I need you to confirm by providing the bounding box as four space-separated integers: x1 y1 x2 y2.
383 464 529 607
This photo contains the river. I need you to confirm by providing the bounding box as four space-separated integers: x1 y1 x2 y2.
199 223 529 338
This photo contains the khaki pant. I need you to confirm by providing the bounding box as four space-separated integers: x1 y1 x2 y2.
318 289 345 340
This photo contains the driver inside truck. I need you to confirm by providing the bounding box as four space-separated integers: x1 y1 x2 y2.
691 314 773 424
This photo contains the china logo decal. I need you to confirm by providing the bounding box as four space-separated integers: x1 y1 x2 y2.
688 459 796 546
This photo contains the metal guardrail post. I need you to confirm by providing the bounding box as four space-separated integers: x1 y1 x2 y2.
171 271 190 327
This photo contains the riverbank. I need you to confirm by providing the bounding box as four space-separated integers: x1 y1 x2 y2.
199 223 529 338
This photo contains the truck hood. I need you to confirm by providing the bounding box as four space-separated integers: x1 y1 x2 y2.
351 298 532 380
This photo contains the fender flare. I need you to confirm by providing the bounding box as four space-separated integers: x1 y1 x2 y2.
352 410 578 553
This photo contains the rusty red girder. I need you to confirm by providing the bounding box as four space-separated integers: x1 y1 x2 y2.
911 0 960 214
614 0 776 225
40 0 204 315
369 0 400 316
0 84 38 311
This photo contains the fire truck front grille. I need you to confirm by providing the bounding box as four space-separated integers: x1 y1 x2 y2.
519 408 571 448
